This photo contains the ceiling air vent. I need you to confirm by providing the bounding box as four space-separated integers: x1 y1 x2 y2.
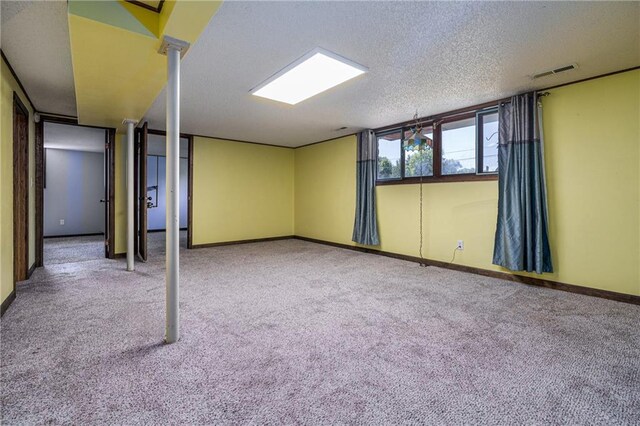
532 63 578 79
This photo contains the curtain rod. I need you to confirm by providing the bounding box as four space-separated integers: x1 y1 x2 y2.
499 91 550 106
375 91 551 133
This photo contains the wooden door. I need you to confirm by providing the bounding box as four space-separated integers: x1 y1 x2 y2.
13 93 29 283
137 122 148 261
103 129 116 258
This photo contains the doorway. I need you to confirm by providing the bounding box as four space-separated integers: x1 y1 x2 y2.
35 117 116 266
135 127 192 259
13 93 29 284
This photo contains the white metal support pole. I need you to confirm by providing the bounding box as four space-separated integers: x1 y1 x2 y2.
159 36 189 344
123 119 138 272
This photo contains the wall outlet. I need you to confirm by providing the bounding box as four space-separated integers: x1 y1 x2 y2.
60 219 65 226
456 240 464 250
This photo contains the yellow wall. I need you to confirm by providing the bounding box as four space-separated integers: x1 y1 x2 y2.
1 57 36 305
113 136 295 254
192 137 294 245
114 133 127 254
294 136 357 242
294 70 640 296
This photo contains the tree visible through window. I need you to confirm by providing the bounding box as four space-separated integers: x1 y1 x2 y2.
377 130 402 180
375 106 499 183
404 127 433 177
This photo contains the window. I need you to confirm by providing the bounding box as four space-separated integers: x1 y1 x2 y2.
441 116 476 175
377 130 402 180
404 127 433 177
477 109 499 174
375 105 500 184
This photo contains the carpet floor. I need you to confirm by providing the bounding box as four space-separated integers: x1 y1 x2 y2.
1 239 638 424
44 235 105 265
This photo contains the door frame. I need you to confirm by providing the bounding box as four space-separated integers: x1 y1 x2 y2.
138 128 193 249
13 92 30 284
35 116 117 264
135 122 149 261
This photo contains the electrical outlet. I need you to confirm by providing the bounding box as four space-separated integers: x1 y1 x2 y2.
60 219 65 226
456 240 464 250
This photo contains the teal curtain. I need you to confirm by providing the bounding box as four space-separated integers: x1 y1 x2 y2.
493 92 553 274
352 130 380 246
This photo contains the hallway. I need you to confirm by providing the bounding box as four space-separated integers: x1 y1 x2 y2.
44 235 105 265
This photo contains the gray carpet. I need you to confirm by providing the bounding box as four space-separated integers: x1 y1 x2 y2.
1 239 639 425
147 231 188 257
44 235 105 265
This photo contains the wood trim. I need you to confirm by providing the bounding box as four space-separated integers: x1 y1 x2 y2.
1 50 36 111
27 263 36 279
39 114 113 131
133 127 140 257
36 116 117 261
44 232 105 239
372 67 640 136
191 236 294 249
293 236 640 306
107 129 116 259
1 289 16 317
295 133 358 149
146 128 192 139
13 92 29 285
374 101 507 134
38 114 78 126
37 112 78 120
377 173 497 186
187 135 194 249
13 92 29 121
125 0 164 13
541 65 640 92
138 122 148 262
149 128 294 150
35 119 44 267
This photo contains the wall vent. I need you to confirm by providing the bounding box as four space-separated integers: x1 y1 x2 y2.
532 63 578 79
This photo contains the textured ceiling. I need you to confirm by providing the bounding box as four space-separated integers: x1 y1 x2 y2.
1 0 76 116
143 1 639 147
1 1 638 146
44 122 105 153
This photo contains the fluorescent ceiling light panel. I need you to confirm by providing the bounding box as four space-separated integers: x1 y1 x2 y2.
251 48 367 105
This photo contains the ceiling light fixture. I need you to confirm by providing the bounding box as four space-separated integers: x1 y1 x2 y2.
250 48 367 105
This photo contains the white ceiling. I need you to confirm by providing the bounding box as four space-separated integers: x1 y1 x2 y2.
44 122 105 153
143 1 639 147
1 2 638 147
1 0 76 116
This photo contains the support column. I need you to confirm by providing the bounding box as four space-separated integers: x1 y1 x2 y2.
159 36 189 344
123 119 138 272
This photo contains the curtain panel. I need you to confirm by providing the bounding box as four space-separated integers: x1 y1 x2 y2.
352 130 380 246
492 92 553 274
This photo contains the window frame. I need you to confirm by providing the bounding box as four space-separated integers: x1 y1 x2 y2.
375 129 404 182
476 107 499 175
401 125 434 179
375 105 499 186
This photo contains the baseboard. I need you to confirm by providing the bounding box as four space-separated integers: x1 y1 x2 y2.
293 236 640 306
44 232 104 239
27 263 36 279
1 289 16 317
191 235 294 249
